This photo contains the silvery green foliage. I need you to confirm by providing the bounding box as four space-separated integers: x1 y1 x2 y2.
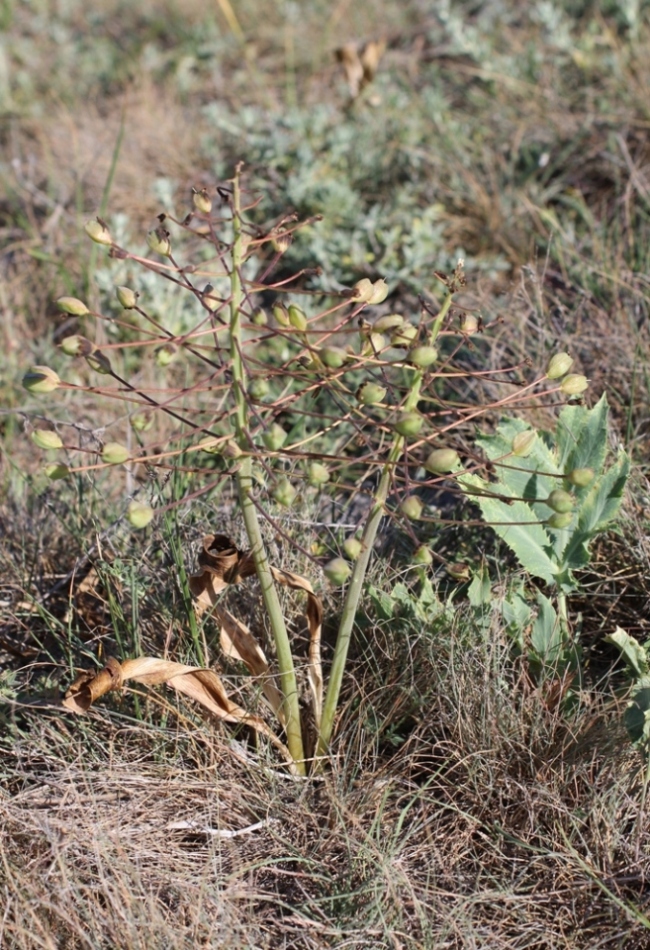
459 395 630 593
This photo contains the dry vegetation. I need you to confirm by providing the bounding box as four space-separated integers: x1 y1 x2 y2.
2 0 650 946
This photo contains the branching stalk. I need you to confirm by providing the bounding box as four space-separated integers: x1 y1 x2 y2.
229 169 306 774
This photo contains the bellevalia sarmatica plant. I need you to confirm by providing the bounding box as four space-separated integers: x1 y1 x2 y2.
24 167 623 773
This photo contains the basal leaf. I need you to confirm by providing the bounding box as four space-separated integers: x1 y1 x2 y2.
556 394 608 475
605 627 650 680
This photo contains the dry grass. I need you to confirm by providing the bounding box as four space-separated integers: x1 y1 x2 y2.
3 0 650 946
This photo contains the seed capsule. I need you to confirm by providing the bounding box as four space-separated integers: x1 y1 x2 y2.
147 227 172 257
356 382 387 405
85 350 113 374
324 557 351 586
223 440 243 459
251 307 268 326
56 296 89 316
546 352 574 379
460 313 479 334
409 345 438 368
447 562 471 580
307 462 331 487
361 332 387 356
546 511 573 529
391 324 418 347
130 412 154 432
412 545 433 566
343 537 363 560
566 467 595 487
560 374 589 395
425 448 459 474
399 496 423 520
155 344 177 367
31 429 63 450
116 286 139 309
262 424 287 451
546 489 574 513
394 412 424 437
511 430 536 457
101 443 129 465
44 463 70 480
373 313 404 332
84 218 112 245
273 303 291 327
320 346 349 369
272 477 296 508
288 304 308 331
248 378 271 401
367 279 389 304
192 188 212 214
23 366 61 394
127 501 155 529
353 278 374 303
60 335 92 357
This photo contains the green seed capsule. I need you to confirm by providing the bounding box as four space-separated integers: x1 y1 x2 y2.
320 346 349 369
425 448 459 474
272 477 296 508
409 345 438 368
262 424 287 451
44 463 70 480
447 562 471 580
546 489 574 513
356 382 387 405
307 462 331 487
546 352 574 379
116 286 139 309
560 374 589 395
23 366 61 394
59 335 92 357
56 296 89 316
511 430 537 457
248 378 271 401
84 218 112 245
130 412 154 432
394 412 424 437
324 557 351 586
391 324 418 347
251 307 268 326
343 537 363 560
412 545 433 566
373 313 404 332
399 496 423 520
460 314 479 334
273 303 291 327
127 501 155 529
288 304 308 331
31 429 63 450
546 511 573 529
566 467 595 487
147 227 172 257
155 344 176 367
101 442 129 465
192 188 212 214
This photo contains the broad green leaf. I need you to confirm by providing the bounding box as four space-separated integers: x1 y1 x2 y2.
556 394 608 475
623 676 650 749
501 591 532 652
605 627 650 680
474 419 561 507
369 586 394 620
459 473 558 584
530 592 561 664
560 450 630 571
467 565 492 608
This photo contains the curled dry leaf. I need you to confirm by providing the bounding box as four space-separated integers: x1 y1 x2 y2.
189 535 323 729
62 655 297 772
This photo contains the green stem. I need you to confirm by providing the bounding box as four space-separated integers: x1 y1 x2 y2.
317 364 428 757
229 169 306 775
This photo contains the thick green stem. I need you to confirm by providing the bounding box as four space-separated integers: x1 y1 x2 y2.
317 365 428 756
229 171 306 774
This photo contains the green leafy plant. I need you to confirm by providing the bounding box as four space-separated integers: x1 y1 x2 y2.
459 393 630 683
24 168 606 773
